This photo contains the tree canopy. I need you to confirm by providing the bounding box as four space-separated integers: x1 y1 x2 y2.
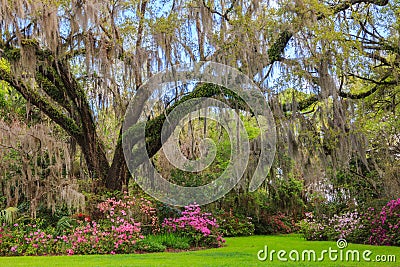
0 0 399 212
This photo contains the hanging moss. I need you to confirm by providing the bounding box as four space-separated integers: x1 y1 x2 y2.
140 83 251 161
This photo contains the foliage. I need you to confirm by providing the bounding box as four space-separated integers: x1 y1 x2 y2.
60 219 142 255
0 196 230 256
97 193 159 235
56 216 78 234
134 239 166 253
0 201 145 256
134 233 191 252
142 233 191 250
299 211 365 242
346 207 378 244
0 119 85 218
215 211 255 237
299 199 400 247
0 222 57 256
0 195 156 256
155 203 181 226
0 207 19 225
298 213 328 241
162 204 225 247
255 212 298 235
369 198 400 246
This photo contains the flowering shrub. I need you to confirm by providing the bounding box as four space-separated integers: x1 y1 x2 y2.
0 197 228 256
299 211 364 241
369 198 400 246
58 193 156 255
216 211 254 237
327 211 364 240
58 220 142 255
0 220 142 256
0 194 158 256
299 199 400 247
97 193 159 234
162 204 225 247
255 212 297 235
298 212 328 241
0 222 63 256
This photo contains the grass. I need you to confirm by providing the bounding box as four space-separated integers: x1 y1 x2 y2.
143 233 191 250
0 234 399 266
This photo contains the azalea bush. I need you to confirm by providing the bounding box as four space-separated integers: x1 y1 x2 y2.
369 198 400 246
0 223 58 256
0 219 141 256
255 212 297 235
58 220 142 255
327 211 364 240
216 211 254 237
299 211 364 242
0 196 227 256
162 204 225 247
97 193 159 234
56 193 159 255
299 198 400 246
0 194 156 256
298 212 328 241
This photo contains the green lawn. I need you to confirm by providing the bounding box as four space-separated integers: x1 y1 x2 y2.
1 235 399 267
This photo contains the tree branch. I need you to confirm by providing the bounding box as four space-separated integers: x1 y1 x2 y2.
0 67 82 138
266 0 390 67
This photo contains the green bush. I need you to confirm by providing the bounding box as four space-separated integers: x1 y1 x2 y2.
134 239 166 252
216 212 254 237
145 233 190 250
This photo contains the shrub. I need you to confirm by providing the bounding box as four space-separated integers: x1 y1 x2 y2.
143 233 190 250
298 212 328 241
0 194 154 256
134 239 166 252
162 204 225 247
299 200 400 247
369 198 400 246
56 193 155 255
216 212 254 237
0 223 60 256
346 207 377 244
299 211 364 242
255 212 297 235
326 211 364 240
58 220 142 255
97 193 159 234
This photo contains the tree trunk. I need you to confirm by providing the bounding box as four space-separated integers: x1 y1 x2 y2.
107 129 129 191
